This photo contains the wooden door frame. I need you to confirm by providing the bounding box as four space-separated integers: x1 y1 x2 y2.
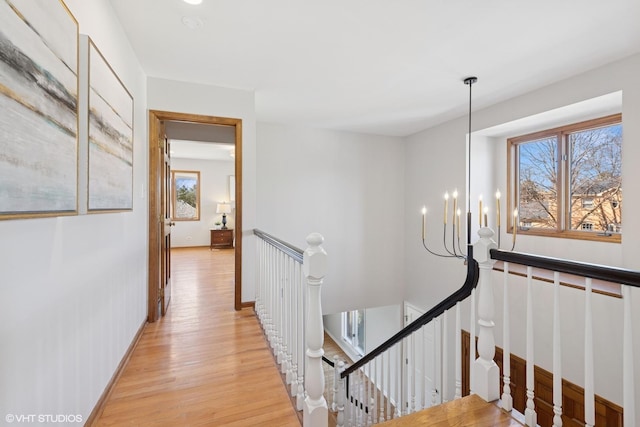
148 110 243 321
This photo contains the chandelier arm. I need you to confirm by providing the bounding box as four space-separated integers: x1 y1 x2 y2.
442 224 458 257
456 233 465 259
422 239 460 259
452 222 460 257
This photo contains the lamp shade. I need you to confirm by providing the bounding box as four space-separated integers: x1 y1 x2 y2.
216 203 231 214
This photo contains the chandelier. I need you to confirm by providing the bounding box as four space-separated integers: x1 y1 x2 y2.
420 77 517 257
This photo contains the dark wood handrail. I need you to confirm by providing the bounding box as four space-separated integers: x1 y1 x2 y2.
341 245 479 379
254 229 304 264
322 355 335 368
490 249 640 288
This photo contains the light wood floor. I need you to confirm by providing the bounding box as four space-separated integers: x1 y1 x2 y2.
377 394 523 427
93 247 300 426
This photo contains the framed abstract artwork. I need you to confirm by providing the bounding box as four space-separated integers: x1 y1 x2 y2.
0 0 79 219
87 37 133 211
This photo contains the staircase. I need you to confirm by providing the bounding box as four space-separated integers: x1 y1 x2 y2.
377 395 523 427
253 228 640 426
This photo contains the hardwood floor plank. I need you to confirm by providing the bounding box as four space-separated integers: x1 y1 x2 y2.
377 394 523 427
93 247 300 426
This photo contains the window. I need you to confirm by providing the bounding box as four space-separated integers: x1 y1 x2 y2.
171 170 200 221
582 198 594 209
508 114 622 241
342 310 365 356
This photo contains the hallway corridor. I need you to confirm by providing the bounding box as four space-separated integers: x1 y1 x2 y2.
94 247 299 426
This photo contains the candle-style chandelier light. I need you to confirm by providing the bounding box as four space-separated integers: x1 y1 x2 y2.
420 77 517 258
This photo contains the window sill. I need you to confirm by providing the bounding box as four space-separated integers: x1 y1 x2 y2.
516 228 621 244
493 260 622 298
340 338 365 361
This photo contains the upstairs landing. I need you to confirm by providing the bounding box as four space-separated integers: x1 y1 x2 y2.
377 395 523 427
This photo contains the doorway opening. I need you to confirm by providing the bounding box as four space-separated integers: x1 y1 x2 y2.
148 110 243 322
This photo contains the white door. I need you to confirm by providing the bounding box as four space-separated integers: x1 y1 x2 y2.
404 303 441 412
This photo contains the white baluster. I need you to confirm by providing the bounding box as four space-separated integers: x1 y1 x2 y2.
368 396 375 427
455 302 462 399
584 278 594 427
379 353 385 421
373 358 378 424
331 355 339 411
410 332 416 413
473 227 499 402
359 369 365 426
277 251 282 360
260 241 266 320
395 343 401 418
286 257 294 382
351 372 358 427
432 317 438 406
268 245 274 345
335 361 345 427
349 372 356 427
525 266 537 427
290 260 298 397
281 254 288 372
303 233 328 427
386 350 392 421
552 271 562 427
356 372 361 427
364 364 371 426
297 261 305 410
501 262 513 411
442 309 449 402
402 337 407 416
622 285 636 427
422 326 427 409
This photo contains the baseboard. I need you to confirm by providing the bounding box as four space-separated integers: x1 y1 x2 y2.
85 320 146 426
241 301 255 309
324 329 358 363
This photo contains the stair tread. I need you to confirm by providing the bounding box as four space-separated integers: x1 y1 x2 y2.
377 395 523 427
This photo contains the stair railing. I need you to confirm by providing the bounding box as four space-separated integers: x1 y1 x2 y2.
336 226 640 427
337 237 481 425
254 229 329 427
490 246 640 427
256 224 640 426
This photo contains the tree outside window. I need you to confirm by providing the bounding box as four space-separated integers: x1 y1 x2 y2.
171 170 200 221
509 114 621 241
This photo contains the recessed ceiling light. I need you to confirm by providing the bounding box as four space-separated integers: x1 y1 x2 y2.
183 0 202 4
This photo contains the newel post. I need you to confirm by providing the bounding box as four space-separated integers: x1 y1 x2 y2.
472 227 500 402
303 233 328 427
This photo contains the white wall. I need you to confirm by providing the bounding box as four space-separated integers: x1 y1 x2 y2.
364 304 403 352
0 0 148 421
256 122 406 314
170 158 235 247
404 53 640 414
147 77 257 303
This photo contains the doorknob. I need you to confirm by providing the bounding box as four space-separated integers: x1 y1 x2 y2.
170 222 176 226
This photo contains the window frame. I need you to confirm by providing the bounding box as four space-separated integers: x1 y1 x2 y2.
507 114 621 243
171 170 201 221
341 309 365 356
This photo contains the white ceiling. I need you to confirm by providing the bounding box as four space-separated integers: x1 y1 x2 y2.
109 0 640 137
